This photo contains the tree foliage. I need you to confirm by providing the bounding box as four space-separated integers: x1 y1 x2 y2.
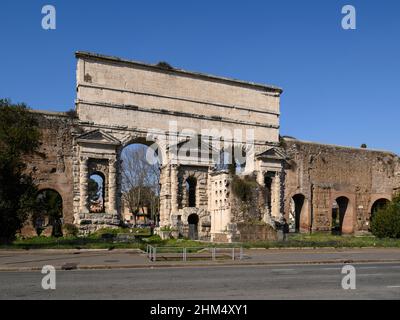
371 195 400 238
231 175 258 202
34 189 63 237
121 144 160 224
0 99 41 243
88 178 101 202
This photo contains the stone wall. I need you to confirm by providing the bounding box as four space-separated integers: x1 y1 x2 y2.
283 138 400 233
235 223 277 242
75 52 282 145
23 111 77 224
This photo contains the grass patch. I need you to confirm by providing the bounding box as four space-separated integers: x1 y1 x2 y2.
3 232 400 251
0 236 143 250
242 232 400 249
89 227 151 237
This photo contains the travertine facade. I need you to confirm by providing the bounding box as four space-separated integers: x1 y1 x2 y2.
23 52 400 240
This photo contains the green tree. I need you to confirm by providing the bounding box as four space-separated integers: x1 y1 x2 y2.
88 178 101 202
370 195 400 238
35 189 63 237
121 144 160 225
0 99 40 243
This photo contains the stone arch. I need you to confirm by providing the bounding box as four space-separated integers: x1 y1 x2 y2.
187 213 199 240
120 133 166 166
186 176 197 207
263 172 275 213
179 168 208 209
36 184 68 222
290 194 308 233
87 159 109 212
35 188 63 236
216 148 231 171
89 172 105 213
119 140 161 224
176 207 210 239
370 198 391 220
232 144 248 174
332 195 354 234
368 194 392 214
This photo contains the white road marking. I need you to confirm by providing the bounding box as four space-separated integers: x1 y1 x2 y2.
271 269 295 272
387 286 400 288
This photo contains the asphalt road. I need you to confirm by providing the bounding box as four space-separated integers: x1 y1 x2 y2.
1 262 400 299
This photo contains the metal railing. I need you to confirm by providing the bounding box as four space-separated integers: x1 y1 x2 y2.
146 245 243 262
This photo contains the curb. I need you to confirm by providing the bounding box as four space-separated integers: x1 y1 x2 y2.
248 247 400 251
0 249 144 254
1 258 400 272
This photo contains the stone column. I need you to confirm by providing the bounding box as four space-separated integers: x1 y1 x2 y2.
256 170 264 186
207 167 213 212
79 156 89 213
170 164 179 214
271 171 282 220
108 158 118 215
159 165 170 226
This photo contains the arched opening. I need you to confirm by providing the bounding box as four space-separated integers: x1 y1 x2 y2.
35 189 63 237
332 196 349 235
370 198 390 220
232 145 247 175
264 172 275 213
292 194 305 233
186 176 197 208
188 213 199 240
121 142 161 226
89 172 105 213
216 149 231 171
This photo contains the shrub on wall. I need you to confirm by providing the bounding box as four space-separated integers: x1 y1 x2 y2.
231 175 258 202
371 195 400 238
62 223 79 237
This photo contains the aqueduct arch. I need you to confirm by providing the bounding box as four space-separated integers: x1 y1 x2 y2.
290 194 308 233
370 198 391 219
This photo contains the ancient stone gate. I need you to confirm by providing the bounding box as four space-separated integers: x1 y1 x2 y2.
73 52 285 240
26 52 400 241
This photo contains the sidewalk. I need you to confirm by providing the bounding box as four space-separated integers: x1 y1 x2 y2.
1 247 400 271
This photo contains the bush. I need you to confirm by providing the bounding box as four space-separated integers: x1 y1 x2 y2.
159 225 177 232
371 196 400 238
156 61 174 70
143 235 162 244
231 175 258 202
62 223 79 237
89 227 125 238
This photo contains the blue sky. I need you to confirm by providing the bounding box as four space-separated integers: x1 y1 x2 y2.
0 0 399 153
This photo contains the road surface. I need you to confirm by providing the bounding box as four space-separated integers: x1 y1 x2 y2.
1 262 400 299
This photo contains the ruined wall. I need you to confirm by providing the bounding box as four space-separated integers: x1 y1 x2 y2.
235 223 277 242
209 171 278 242
283 138 400 233
23 111 78 224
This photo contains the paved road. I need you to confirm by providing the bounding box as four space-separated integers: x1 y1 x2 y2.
1 263 400 299
2 248 400 270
